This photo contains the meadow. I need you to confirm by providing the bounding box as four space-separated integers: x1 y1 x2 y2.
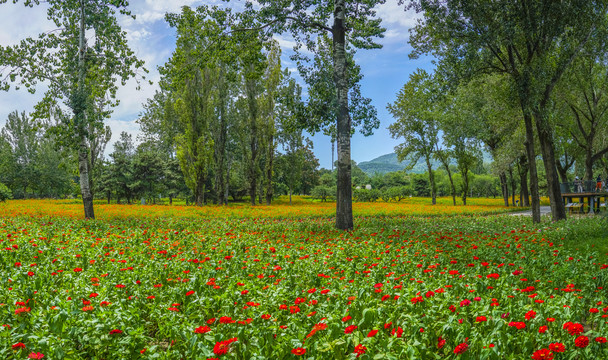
0 197 607 359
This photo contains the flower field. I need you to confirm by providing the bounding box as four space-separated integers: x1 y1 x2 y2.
0 199 606 359
0 196 523 220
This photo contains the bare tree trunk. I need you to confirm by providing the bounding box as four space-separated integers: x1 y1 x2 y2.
77 0 94 219
518 155 530 206
534 113 567 221
224 160 231 205
523 111 541 221
265 133 274 205
246 75 259 207
425 156 436 205
509 166 516 207
462 169 469 206
499 172 509 206
214 66 228 206
334 0 353 231
585 147 594 182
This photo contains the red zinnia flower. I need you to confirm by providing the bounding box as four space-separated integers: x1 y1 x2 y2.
531 348 553 360
391 326 403 338
12 342 26 349
291 348 306 356
596 337 607 343
548 343 565 353
476 316 487 322
213 338 237 356
354 344 367 358
109 329 123 335
345 325 358 334
567 323 584 336
367 329 378 337
15 307 31 315
525 310 537 320
575 335 589 348
437 336 446 349
194 326 211 334
28 353 44 359
186 291 195 296
454 342 468 354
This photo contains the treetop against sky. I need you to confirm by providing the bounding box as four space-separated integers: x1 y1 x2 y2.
0 0 433 169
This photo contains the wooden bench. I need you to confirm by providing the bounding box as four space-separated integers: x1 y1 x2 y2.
566 202 583 214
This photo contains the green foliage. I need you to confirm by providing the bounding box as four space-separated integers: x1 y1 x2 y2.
353 188 380 202
311 185 334 202
0 182 12 201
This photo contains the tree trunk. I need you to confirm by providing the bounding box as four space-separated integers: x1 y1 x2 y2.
585 147 594 182
76 1 94 219
78 139 95 218
289 188 292 205
425 156 436 205
224 160 231 205
518 155 530 206
556 162 569 184
522 111 541 221
107 191 110 204
169 194 173 205
509 166 516 207
265 133 274 205
214 66 228 206
246 74 259 207
462 169 468 206
439 155 455 205
195 174 204 206
534 112 567 221
333 0 353 231
499 172 509 206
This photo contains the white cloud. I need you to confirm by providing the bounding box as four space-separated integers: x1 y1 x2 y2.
376 2 421 29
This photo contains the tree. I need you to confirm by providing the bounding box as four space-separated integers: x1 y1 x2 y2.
0 0 145 218
557 37 608 181
0 111 39 197
109 132 135 204
245 0 386 230
388 69 440 204
132 143 164 204
433 147 456 205
408 0 608 222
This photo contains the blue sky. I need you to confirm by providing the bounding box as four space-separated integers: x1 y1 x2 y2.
0 0 434 169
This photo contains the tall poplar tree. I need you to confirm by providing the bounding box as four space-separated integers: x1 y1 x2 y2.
0 0 145 218
244 0 386 230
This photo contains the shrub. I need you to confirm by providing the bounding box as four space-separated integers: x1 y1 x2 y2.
0 183 12 202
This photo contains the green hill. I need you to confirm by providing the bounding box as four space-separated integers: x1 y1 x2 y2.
357 151 493 175
357 153 432 175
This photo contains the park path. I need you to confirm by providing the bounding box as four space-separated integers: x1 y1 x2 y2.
507 206 552 216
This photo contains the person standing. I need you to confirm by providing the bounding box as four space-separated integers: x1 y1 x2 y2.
575 176 583 193
596 175 603 192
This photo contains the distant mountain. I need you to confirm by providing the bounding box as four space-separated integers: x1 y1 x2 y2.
357 151 493 175
357 153 433 175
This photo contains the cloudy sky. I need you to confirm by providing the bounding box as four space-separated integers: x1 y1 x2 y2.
0 0 434 169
